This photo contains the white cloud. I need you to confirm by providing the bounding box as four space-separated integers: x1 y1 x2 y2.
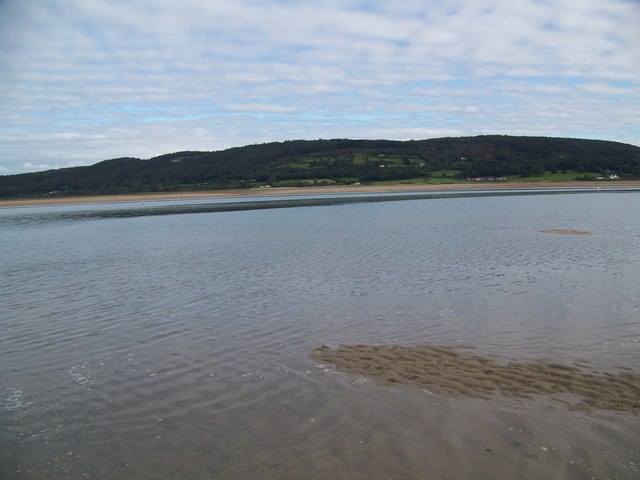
0 0 639 173
21 160 91 172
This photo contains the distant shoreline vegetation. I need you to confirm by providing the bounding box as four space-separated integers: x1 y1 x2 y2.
2 135 639 199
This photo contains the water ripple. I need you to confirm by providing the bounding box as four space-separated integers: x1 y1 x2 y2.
2 191 639 479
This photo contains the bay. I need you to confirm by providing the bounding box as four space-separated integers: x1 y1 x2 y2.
1 190 639 479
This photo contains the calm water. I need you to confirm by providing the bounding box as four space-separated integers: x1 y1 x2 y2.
1 190 639 479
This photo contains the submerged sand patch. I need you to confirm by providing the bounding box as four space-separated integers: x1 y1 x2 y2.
313 345 640 413
542 229 592 235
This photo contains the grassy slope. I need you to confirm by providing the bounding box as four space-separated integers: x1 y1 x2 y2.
361 170 609 186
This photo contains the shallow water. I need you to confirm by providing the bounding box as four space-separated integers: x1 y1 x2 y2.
1 190 639 479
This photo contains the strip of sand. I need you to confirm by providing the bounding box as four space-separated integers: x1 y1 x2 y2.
3 181 640 207
313 345 640 413
542 229 592 235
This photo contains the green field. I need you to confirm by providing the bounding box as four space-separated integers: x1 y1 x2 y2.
368 170 614 186
371 169 468 186
372 178 432 185
273 178 339 186
507 171 605 182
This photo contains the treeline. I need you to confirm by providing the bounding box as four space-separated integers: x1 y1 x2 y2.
1 136 639 198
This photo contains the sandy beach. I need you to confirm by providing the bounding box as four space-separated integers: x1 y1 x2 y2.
2 180 640 207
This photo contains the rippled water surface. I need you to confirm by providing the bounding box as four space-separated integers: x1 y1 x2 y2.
1 190 639 479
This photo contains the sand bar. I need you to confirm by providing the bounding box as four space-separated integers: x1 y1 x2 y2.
313 344 640 413
542 229 592 235
2 180 640 207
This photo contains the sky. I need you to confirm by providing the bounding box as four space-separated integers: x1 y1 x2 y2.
1 0 639 174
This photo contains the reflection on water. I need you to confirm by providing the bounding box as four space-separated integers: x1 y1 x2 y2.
1 191 639 479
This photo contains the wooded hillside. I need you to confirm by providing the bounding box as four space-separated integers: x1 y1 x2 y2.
2 136 639 198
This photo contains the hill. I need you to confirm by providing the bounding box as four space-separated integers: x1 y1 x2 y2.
1 136 639 198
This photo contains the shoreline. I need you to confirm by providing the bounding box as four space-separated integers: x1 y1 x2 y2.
2 180 640 207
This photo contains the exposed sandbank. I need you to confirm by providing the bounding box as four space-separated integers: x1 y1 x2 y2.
313 344 640 413
2 180 640 207
542 229 592 235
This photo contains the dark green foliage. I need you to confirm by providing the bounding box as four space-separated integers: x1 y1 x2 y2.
1 136 639 198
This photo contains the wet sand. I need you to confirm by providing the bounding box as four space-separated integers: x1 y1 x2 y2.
2 180 640 207
313 345 640 414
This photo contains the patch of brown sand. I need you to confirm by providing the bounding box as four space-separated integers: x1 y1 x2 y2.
312 345 640 413
542 229 592 235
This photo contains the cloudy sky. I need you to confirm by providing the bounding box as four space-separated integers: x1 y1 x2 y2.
1 0 638 174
